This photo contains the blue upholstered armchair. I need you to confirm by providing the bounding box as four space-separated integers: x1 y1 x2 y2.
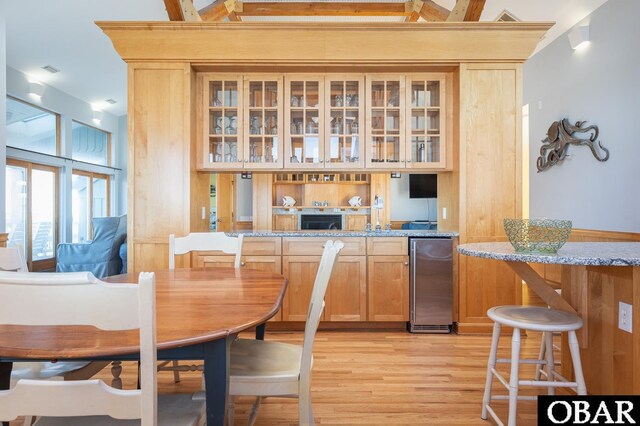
56 215 127 278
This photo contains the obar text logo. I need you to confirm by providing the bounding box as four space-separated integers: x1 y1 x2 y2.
538 396 639 425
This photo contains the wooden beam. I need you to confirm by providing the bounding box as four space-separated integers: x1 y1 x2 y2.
236 2 410 17
200 0 240 21
446 0 485 22
405 0 423 22
419 0 450 21
163 0 202 21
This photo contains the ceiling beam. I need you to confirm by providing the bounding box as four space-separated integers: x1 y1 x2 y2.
163 0 202 21
407 0 450 22
236 2 411 17
200 0 241 21
446 0 485 21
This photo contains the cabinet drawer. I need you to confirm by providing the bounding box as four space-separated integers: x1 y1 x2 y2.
367 237 408 256
282 237 365 256
243 237 282 256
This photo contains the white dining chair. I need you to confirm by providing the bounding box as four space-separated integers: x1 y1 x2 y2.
227 239 344 426
0 270 205 426
168 232 244 270
0 246 111 425
163 232 244 383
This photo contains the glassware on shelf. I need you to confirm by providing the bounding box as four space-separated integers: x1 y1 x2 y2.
290 96 298 107
335 95 343 107
351 120 359 134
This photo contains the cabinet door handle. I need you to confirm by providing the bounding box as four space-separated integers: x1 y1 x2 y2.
319 159 324 163
245 160 248 163
240 261 246 266
238 158 243 162
407 160 412 163
404 261 409 266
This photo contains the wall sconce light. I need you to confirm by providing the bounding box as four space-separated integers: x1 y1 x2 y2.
390 172 402 179
28 81 45 99
568 25 590 50
92 109 104 124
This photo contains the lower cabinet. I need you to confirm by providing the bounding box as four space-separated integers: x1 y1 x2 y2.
282 255 323 321
367 255 410 321
282 255 367 322
273 214 298 231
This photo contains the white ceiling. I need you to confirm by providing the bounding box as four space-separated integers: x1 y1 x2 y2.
5 0 609 117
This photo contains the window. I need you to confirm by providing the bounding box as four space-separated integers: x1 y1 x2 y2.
6 97 59 155
72 171 111 243
72 121 110 166
5 159 58 271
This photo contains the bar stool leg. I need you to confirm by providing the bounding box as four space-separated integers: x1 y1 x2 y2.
507 328 521 426
535 332 546 381
545 331 555 395
568 331 587 395
481 322 502 420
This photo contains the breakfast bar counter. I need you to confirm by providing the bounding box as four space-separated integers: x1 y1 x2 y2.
457 242 640 395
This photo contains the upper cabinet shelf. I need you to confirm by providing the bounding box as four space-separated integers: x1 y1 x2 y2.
199 72 449 171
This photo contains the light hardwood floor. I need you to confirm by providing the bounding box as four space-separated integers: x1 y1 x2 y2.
58 330 549 425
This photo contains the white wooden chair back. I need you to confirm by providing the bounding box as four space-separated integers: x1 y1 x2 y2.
0 246 28 272
169 232 244 269
299 240 343 387
0 271 157 425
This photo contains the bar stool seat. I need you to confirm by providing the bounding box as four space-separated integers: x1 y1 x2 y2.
488 305 583 332
482 305 587 426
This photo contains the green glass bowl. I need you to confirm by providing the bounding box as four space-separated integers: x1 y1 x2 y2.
503 219 572 254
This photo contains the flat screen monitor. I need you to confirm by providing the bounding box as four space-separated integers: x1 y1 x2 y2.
409 174 437 199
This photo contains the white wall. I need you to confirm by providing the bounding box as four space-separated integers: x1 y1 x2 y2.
5 66 126 240
389 174 437 222
0 0 7 232
524 0 640 232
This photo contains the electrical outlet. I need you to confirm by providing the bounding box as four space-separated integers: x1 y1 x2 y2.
619 302 633 333
442 207 447 220
201 206 206 220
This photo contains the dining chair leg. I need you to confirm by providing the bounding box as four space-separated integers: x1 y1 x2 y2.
172 360 181 383
545 331 555 395
248 397 263 426
507 328 521 426
299 385 314 426
481 322 501 420
568 331 587 395
534 332 546 381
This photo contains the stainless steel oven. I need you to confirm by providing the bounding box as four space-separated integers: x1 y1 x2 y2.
300 214 342 230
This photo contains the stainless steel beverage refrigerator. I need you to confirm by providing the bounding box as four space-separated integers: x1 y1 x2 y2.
409 238 454 333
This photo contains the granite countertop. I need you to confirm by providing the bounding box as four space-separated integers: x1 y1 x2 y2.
227 230 459 238
457 242 640 266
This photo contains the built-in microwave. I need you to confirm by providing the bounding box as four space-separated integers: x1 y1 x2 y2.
300 214 342 230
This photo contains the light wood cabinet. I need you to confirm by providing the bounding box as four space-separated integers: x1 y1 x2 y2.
201 74 244 170
273 214 298 231
345 215 367 231
325 256 367 321
243 75 284 168
284 75 325 168
199 73 449 172
282 255 324 321
405 74 446 169
365 75 406 168
367 255 410 321
324 75 365 168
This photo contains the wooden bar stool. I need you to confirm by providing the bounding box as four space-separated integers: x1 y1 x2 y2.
481 305 587 426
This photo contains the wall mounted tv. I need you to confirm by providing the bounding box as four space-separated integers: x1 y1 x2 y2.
409 174 437 199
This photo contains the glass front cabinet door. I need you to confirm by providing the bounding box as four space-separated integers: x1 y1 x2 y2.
203 75 243 170
406 74 446 169
324 76 365 169
284 75 325 168
365 75 406 168
243 75 284 168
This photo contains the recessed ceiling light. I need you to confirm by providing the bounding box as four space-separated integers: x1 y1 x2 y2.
105 99 117 105
42 65 60 74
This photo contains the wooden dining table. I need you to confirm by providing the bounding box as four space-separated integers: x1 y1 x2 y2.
0 267 288 426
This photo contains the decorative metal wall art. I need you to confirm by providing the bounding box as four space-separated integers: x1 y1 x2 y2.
536 118 609 172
